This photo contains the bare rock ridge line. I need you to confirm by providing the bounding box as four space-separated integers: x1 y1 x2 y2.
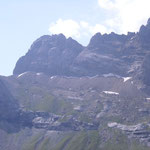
13 18 150 89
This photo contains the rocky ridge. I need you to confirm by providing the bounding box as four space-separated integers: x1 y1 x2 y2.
1 19 150 149
13 19 150 88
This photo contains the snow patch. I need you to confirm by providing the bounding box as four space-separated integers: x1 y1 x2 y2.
103 73 121 78
67 96 83 100
108 122 143 131
123 77 132 82
17 72 28 78
103 91 119 95
36 73 42 76
50 76 56 79
89 75 99 79
108 122 118 128
74 106 81 111
96 113 103 119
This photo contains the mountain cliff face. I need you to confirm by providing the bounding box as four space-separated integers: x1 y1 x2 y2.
13 19 150 86
1 18 150 150
13 34 83 76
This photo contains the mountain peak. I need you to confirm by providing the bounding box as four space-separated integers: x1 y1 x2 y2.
146 18 150 27
13 18 150 81
88 31 127 50
138 18 150 43
34 34 66 43
13 34 83 76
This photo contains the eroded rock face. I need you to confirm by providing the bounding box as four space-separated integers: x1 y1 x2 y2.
13 18 150 87
32 113 97 131
13 34 83 76
108 122 150 146
141 54 150 86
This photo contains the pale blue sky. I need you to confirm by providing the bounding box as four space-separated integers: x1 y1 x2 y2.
0 0 150 76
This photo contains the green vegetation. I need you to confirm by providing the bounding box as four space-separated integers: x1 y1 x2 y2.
4 74 150 150
22 132 44 150
53 131 100 150
15 85 73 114
37 137 51 150
53 134 74 150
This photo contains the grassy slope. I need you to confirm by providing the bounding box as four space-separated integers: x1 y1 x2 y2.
2 75 150 150
21 130 150 150
15 85 73 115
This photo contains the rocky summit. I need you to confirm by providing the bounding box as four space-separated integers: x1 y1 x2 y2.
13 19 150 86
13 34 83 76
1 19 150 150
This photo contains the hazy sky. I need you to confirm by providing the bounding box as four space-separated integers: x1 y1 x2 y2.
1 0 150 76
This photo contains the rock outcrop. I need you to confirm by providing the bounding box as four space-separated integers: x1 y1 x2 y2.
13 18 150 89
13 34 83 76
